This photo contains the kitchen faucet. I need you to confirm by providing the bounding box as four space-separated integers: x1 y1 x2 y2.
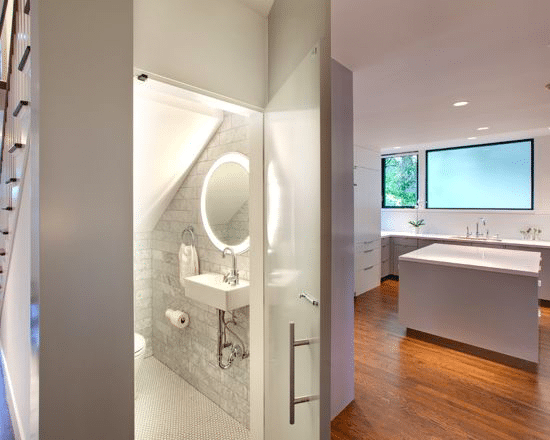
476 218 488 238
222 247 239 286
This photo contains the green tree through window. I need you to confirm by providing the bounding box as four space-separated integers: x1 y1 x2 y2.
382 154 418 207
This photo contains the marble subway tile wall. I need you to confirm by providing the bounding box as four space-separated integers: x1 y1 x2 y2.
151 112 251 427
134 232 153 357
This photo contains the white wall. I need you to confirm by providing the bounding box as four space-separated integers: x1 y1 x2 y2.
33 0 134 438
382 135 550 240
1 160 31 440
267 0 328 101
134 0 267 109
330 60 354 419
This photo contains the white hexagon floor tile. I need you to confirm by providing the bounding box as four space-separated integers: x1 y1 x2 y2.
135 357 249 440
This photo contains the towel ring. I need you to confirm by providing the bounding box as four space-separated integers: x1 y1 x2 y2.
182 226 196 247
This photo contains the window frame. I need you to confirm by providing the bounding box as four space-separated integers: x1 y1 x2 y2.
381 152 419 209
425 139 534 211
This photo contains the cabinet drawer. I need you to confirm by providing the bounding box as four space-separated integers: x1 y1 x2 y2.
355 263 381 296
393 237 418 247
356 247 381 271
381 237 390 247
356 238 380 252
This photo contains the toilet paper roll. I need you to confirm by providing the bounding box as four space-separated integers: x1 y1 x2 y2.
165 309 189 329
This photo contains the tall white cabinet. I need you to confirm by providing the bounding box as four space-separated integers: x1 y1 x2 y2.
354 147 382 295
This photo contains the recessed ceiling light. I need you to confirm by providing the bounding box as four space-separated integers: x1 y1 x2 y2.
453 101 469 107
468 137 477 140
477 126 489 131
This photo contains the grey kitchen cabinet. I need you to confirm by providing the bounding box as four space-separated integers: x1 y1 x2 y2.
381 237 391 277
393 244 418 275
354 147 381 295
416 239 441 249
470 241 505 249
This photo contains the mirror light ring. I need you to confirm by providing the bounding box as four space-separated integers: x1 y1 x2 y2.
200 152 250 254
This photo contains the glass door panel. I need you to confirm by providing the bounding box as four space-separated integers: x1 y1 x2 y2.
264 43 323 440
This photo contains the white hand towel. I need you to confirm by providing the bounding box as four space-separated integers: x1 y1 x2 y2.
179 244 200 286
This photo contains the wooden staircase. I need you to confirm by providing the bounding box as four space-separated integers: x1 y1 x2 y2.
0 0 31 309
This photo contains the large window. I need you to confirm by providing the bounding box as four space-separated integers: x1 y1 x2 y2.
426 139 533 210
382 153 418 208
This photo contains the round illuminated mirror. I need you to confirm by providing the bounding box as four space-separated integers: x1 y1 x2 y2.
200 153 249 254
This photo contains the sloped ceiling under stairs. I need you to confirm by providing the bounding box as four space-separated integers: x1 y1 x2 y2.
134 79 223 232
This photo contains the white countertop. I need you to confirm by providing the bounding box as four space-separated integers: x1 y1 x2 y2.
382 230 550 249
399 243 541 277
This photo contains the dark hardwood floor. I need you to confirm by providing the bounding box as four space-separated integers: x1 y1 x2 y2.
331 279 550 440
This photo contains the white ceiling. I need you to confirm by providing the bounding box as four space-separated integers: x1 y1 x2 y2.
332 0 550 150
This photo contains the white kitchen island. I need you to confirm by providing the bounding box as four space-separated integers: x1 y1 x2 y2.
399 244 541 364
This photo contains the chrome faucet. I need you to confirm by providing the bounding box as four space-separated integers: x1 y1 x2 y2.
221 247 239 286
478 217 487 238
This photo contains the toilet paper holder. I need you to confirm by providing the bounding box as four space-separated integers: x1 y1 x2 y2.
165 309 189 329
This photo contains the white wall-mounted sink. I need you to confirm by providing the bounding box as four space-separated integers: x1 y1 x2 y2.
184 273 249 311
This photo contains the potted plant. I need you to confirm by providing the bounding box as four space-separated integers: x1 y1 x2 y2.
409 219 425 234
409 204 425 234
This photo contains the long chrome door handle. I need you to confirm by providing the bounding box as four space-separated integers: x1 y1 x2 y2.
289 322 319 425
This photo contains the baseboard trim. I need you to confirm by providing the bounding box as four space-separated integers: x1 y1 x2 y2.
0 346 25 440
406 328 537 373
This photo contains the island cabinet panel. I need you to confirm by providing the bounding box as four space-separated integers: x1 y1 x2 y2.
399 260 539 363
505 244 548 300
384 234 550 290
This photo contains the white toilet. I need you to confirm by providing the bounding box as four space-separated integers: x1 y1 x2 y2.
134 333 146 397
